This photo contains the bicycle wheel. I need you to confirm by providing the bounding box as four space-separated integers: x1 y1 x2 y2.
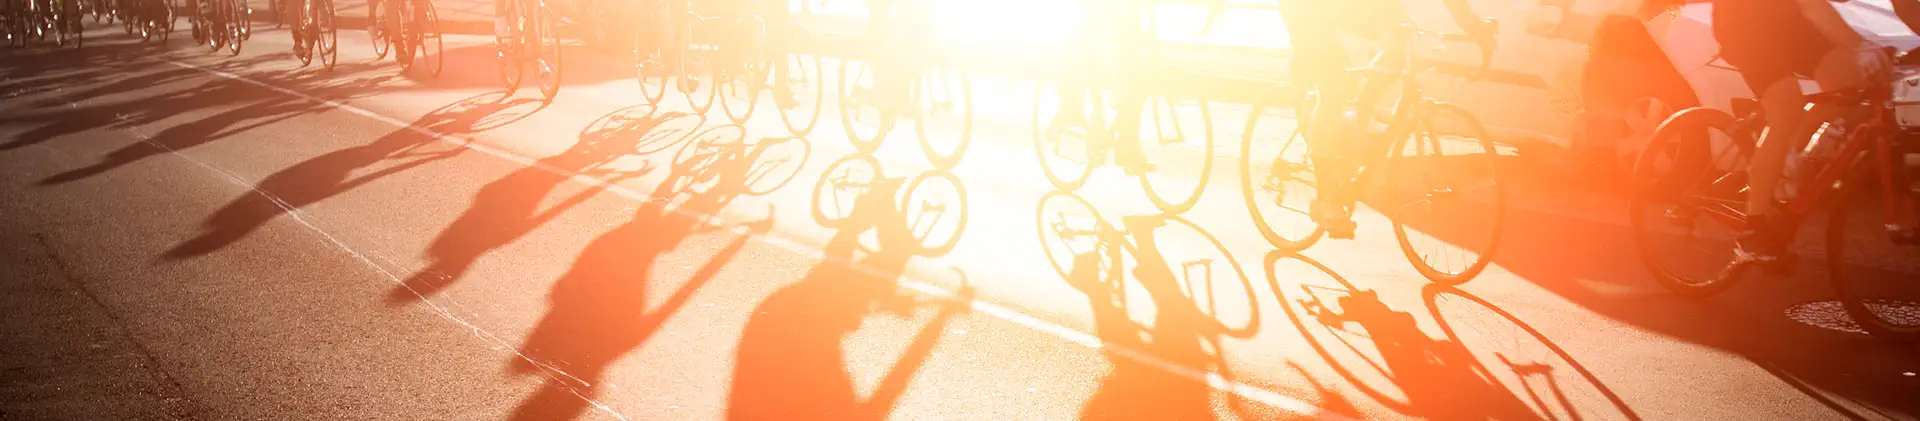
1033 82 1100 192
368 0 387 59
417 1 441 77
1386 102 1504 284
313 0 334 70
913 69 971 170
226 3 242 56
1628 107 1753 297
812 153 882 228
496 0 523 92
837 60 889 153
532 0 560 100
1135 95 1213 214
774 52 823 137
235 0 246 40
901 170 968 256
680 29 713 113
632 23 668 106
1825 151 1920 342
718 54 763 126
1241 88 1325 252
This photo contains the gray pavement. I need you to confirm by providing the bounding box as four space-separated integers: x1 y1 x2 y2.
2 24 1918 421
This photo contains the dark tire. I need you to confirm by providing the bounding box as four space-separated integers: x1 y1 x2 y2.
368 0 388 59
774 53 823 137
913 70 971 170
1136 95 1213 214
1825 151 1920 342
314 0 334 70
837 59 888 152
417 2 440 77
1033 82 1098 192
1241 87 1324 252
1628 107 1752 297
1386 102 1504 285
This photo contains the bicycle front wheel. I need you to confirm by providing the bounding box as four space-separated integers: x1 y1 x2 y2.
913 69 972 170
632 16 668 106
837 60 889 152
774 53 823 137
1386 102 1504 284
315 0 336 70
417 1 442 76
1032 82 1099 192
1241 87 1324 252
532 0 560 100
1628 107 1752 297
368 0 388 59
1135 95 1213 214
1825 150 1920 342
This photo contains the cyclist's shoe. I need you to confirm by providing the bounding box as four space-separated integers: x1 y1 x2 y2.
1312 196 1356 239
1734 213 1795 274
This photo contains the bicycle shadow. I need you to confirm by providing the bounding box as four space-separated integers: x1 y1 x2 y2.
386 103 695 304
1266 250 1641 420
156 92 541 260
1033 190 1267 420
726 151 972 421
505 125 810 421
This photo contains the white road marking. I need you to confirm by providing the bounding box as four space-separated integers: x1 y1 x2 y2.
165 58 1343 420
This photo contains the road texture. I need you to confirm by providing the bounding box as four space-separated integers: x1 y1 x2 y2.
2 17 1918 421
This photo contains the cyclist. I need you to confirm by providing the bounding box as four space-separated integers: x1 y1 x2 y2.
1693 0 1920 265
1266 0 1494 238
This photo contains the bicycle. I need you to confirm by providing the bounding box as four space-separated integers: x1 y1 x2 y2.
1031 9 1213 215
704 6 824 133
49 0 79 48
289 0 335 70
836 0 972 170
191 0 246 55
1034 191 1258 335
371 0 441 76
1630 57 1920 342
1239 23 1505 284
497 0 561 101
125 0 169 42
812 153 969 257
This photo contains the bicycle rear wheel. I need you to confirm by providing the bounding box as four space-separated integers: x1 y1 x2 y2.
632 23 668 106
313 0 334 70
416 1 440 76
1628 107 1753 297
368 0 387 59
1386 102 1504 284
496 0 524 92
1241 88 1325 252
774 53 823 137
1032 82 1100 192
718 54 763 126
837 60 889 151
1135 95 1213 214
226 3 241 56
531 0 559 100
1825 150 1920 342
913 69 971 170
680 31 714 113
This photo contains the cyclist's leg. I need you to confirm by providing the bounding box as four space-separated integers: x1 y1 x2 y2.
1717 10 1843 261
1282 0 1361 231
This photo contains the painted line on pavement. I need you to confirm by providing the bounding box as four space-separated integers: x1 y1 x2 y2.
166 59 1344 420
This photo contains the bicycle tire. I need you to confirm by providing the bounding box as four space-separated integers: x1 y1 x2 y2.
837 60 889 153
418 1 440 77
1241 87 1325 252
393 0 414 70
774 53 823 137
901 170 968 257
811 153 882 229
368 0 387 59
235 0 246 40
1032 82 1099 192
1628 107 1751 297
680 28 713 113
718 56 761 126
1825 150 1920 342
226 5 241 56
533 0 560 101
913 70 971 170
496 0 523 93
1386 102 1504 285
632 23 668 106
1137 95 1213 214
314 0 334 71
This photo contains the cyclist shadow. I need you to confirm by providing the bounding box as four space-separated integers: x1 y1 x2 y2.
505 125 806 421
725 151 973 421
156 92 542 260
387 103 695 304
1037 191 1264 420
1266 250 1640 420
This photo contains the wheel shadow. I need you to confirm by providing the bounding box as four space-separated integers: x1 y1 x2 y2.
725 150 973 420
1265 250 1641 420
505 125 812 421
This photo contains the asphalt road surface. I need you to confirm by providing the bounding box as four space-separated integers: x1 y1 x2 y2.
3 24 1918 421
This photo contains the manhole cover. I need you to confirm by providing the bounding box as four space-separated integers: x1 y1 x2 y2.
1784 300 1920 335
